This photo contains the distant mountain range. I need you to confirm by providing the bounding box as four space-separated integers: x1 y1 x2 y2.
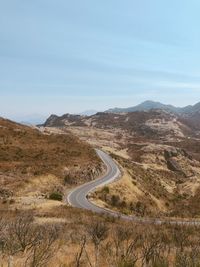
13 114 47 125
105 100 200 114
42 100 200 136
79 110 98 116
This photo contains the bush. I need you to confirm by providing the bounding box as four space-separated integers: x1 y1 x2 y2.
49 192 63 201
102 186 109 194
111 195 120 206
64 174 74 184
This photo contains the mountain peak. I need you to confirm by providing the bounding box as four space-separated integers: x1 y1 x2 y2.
105 100 178 113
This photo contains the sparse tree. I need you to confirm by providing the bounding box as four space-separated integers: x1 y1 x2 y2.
104 224 140 267
25 224 60 267
87 221 108 267
5 213 37 255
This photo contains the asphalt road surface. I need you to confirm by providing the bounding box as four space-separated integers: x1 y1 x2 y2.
67 149 121 215
67 149 200 225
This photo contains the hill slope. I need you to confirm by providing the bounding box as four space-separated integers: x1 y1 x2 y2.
0 118 102 205
43 110 197 139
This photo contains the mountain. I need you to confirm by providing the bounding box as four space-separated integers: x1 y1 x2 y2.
41 108 200 218
41 100 200 128
42 109 197 139
105 100 200 114
79 110 98 116
43 113 86 127
42 100 200 139
181 102 200 114
105 100 181 113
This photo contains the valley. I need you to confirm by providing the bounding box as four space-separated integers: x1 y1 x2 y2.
42 104 200 219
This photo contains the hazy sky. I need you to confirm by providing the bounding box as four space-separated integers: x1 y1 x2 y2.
1 0 200 120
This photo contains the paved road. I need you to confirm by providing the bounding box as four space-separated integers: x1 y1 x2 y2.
67 149 200 225
67 149 121 215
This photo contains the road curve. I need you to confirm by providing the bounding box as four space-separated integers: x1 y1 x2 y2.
67 149 200 225
67 149 121 215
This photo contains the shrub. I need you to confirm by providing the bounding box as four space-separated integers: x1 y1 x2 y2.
111 195 120 206
102 186 109 194
64 174 74 184
49 192 63 201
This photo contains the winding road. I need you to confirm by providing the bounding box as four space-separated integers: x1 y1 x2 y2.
67 149 200 225
67 149 121 215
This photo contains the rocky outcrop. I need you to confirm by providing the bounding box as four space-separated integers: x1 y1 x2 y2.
43 114 59 127
164 147 192 160
164 147 179 159
164 147 186 176
166 158 183 173
64 163 106 185
43 114 87 127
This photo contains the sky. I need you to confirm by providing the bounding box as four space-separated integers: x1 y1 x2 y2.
1 0 200 121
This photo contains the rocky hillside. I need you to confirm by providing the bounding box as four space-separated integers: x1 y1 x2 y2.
91 141 200 218
43 109 197 140
41 107 200 218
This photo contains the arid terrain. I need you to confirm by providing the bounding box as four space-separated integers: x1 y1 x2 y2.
2 104 200 266
2 0 200 264
0 117 103 212
42 108 200 218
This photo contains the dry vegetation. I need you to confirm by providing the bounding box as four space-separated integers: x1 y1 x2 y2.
1 209 200 267
42 111 200 219
2 111 200 266
91 140 200 218
0 118 103 211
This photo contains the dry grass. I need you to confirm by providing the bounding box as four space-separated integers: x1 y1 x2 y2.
0 118 100 179
0 118 103 212
45 120 200 218
101 146 130 159
2 208 200 267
